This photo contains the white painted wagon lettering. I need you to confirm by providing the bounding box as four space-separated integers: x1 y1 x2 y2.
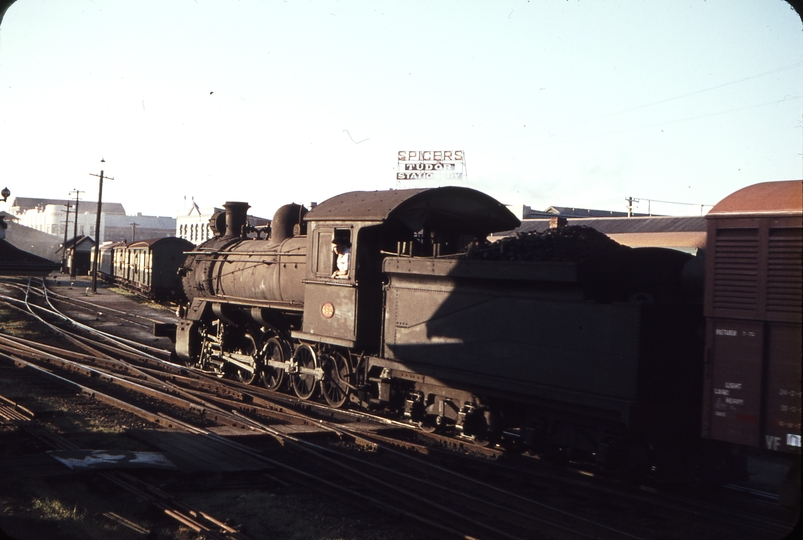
765 435 781 451
715 329 737 336
714 388 729 395
725 397 744 405
787 434 802 447
724 382 742 390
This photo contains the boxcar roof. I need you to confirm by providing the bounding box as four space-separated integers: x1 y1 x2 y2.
304 187 520 235
708 180 802 217
128 237 194 249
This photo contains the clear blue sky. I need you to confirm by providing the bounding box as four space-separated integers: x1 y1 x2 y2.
1 0 800 220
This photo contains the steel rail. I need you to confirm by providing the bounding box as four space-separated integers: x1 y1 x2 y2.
0 279 168 360
0 290 652 538
42 279 168 325
4 280 792 539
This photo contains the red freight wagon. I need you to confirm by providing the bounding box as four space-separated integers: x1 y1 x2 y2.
702 180 802 454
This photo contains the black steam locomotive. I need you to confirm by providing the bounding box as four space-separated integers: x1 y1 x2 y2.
175 183 802 475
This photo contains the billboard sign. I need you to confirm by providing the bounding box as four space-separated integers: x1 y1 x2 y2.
396 150 465 182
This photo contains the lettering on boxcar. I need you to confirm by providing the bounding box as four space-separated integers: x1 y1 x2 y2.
780 404 803 414
715 328 737 336
766 435 781 451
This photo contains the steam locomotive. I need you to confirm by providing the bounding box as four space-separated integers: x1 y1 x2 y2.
174 182 802 476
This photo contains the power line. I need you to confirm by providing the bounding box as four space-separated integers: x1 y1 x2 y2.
519 94 802 150
629 196 714 216
589 61 803 122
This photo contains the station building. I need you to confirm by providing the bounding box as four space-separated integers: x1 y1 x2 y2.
7 197 177 244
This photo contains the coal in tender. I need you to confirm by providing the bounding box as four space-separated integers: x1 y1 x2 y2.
467 226 629 263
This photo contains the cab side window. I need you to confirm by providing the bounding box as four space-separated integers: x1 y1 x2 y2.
314 230 334 277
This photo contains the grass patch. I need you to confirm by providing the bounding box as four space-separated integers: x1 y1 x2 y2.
32 497 85 522
107 286 173 312
108 287 138 298
2 478 194 540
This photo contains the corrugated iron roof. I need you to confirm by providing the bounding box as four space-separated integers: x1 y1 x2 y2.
607 232 707 250
0 240 60 276
707 180 803 217
498 215 706 236
544 206 643 218
62 235 95 249
9 197 127 215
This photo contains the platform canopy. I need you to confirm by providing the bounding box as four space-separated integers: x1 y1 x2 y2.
305 186 521 236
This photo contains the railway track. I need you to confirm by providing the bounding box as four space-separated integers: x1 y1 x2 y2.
0 276 797 540
0 392 252 540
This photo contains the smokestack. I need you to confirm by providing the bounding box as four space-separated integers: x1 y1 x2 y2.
223 201 250 238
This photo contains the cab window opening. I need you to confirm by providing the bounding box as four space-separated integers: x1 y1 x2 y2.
331 229 352 279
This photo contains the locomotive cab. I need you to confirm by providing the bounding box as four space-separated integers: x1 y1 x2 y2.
293 187 521 353
293 222 367 349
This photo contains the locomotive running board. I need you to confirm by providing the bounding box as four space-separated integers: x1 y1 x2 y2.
290 330 356 348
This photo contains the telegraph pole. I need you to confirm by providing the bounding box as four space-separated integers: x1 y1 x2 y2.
90 162 114 293
62 202 71 271
625 197 638 218
69 189 84 279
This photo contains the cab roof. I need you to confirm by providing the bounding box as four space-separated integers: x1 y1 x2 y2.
304 186 520 235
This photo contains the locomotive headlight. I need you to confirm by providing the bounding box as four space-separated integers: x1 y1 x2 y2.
321 302 335 319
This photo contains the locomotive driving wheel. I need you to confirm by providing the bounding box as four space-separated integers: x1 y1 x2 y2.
258 337 287 391
291 344 318 400
234 333 258 385
320 351 352 408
